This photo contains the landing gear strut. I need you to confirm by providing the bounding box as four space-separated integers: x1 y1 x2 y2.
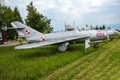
58 42 69 52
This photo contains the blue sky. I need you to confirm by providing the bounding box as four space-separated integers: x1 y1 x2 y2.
5 0 120 31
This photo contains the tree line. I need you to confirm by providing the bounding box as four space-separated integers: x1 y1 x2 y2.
0 2 53 39
81 24 110 30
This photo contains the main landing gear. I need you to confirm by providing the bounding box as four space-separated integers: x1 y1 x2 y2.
93 43 99 49
58 42 69 52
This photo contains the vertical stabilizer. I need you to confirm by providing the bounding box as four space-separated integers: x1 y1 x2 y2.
11 21 42 38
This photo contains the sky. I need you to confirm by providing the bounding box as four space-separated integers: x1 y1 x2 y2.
5 0 120 31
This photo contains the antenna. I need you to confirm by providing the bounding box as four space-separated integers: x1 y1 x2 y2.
73 21 75 27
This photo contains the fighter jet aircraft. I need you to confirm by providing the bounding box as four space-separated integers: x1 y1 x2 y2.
11 21 117 51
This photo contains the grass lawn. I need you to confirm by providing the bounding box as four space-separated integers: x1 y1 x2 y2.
45 39 120 80
0 39 120 80
0 43 88 80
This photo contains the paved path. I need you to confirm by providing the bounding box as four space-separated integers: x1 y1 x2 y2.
0 41 19 47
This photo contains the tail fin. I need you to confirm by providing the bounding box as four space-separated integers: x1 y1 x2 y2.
11 21 42 38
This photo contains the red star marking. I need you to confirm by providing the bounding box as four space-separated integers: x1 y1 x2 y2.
96 32 105 38
40 36 46 41
26 29 30 35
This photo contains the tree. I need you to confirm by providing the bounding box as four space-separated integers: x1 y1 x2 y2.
25 2 53 33
0 5 5 31
99 26 102 30
7 7 23 39
90 25 93 30
102 25 106 30
95 25 99 30
86 24 88 27
13 7 23 22
0 5 23 39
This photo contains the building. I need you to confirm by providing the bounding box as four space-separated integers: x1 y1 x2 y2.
0 0 5 6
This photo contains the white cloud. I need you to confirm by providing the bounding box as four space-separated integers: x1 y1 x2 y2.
5 0 120 30
34 0 56 11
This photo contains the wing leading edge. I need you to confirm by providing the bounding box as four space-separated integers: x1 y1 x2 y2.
15 36 89 49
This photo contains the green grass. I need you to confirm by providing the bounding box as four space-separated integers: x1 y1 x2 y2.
0 43 89 80
0 39 120 80
45 39 120 80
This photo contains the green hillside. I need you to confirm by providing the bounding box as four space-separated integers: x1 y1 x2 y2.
0 39 120 80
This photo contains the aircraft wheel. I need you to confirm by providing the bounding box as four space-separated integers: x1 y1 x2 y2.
93 43 98 49
110 37 114 41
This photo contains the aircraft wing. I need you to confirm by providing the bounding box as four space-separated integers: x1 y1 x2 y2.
15 36 89 49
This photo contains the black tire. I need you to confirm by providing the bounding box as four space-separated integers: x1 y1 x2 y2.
93 43 98 48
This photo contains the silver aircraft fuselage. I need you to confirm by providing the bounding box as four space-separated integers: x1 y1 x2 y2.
11 21 117 51
26 29 116 43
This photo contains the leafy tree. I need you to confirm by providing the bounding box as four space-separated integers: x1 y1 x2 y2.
4 7 14 39
7 7 23 39
0 5 5 31
90 25 93 30
102 25 106 30
0 5 23 39
86 24 88 27
95 25 99 30
25 2 53 33
13 7 23 22
99 26 102 30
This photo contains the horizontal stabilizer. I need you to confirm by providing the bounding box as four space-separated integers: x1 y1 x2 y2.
11 22 25 29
